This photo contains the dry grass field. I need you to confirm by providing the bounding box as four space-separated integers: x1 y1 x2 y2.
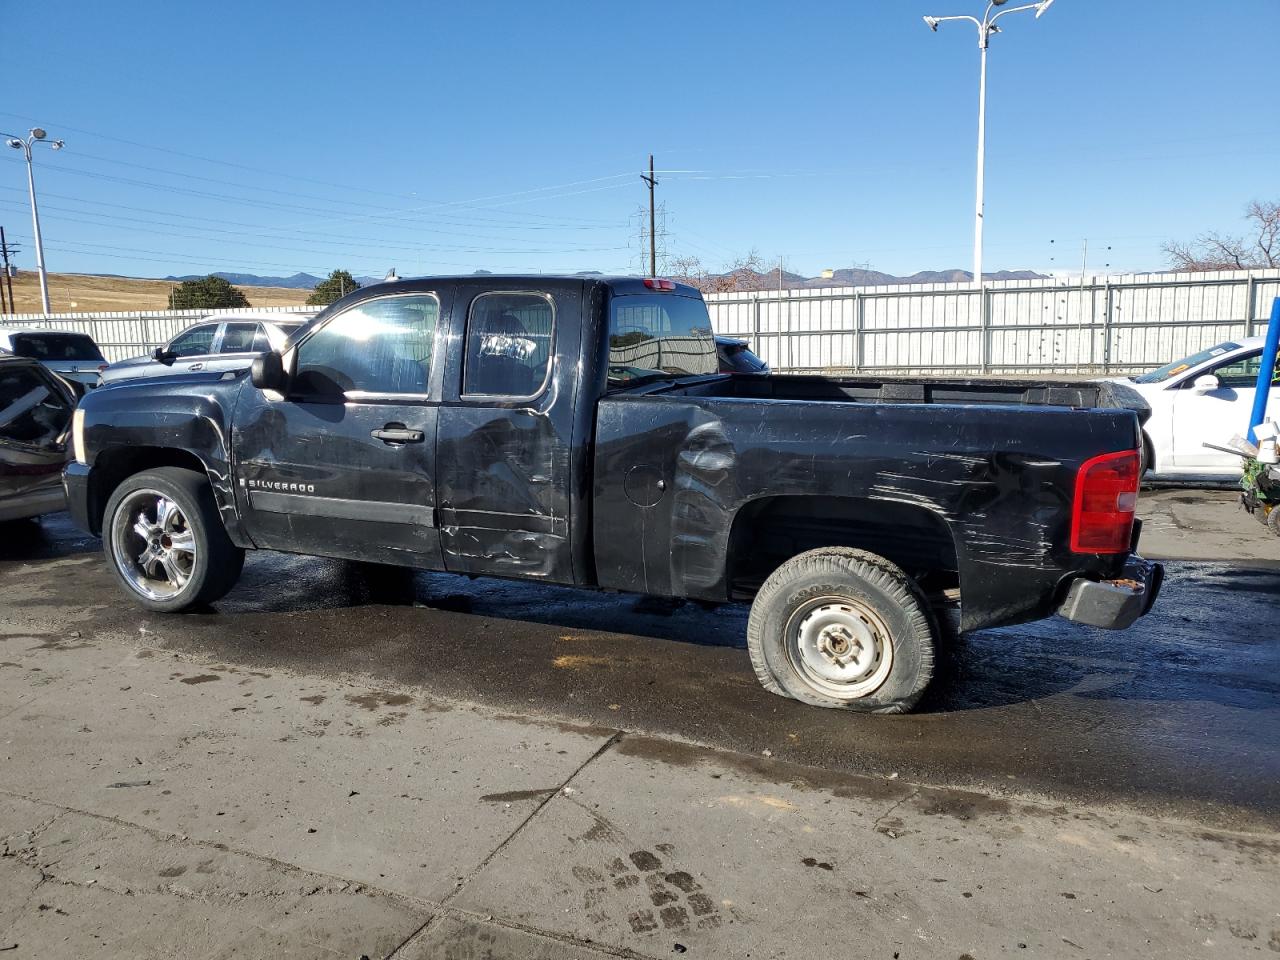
1 271 310 314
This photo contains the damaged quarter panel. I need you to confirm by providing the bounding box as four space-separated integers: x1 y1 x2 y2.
593 393 1141 631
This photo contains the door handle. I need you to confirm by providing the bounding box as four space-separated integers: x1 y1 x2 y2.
371 426 424 444
188 362 204 371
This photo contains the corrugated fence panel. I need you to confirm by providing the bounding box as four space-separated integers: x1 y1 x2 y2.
5 276 1280 374
707 269 1280 375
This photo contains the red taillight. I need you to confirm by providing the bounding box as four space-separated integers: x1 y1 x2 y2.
643 278 676 292
1071 450 1140 554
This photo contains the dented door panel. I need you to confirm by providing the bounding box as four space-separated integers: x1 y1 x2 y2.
435 280 585 583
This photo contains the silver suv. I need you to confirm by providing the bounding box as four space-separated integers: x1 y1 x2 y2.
100 313 311 385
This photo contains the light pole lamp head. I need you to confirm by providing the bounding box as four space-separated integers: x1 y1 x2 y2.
1035 0 1055 17
923 15 940 30
29 128 47 141
6 139 22 150
51 140 65 151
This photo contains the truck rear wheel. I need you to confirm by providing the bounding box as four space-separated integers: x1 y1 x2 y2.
746 548 937 713
103 467 244 612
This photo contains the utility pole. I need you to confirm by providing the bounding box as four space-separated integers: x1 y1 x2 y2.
641 155 658 276
0 227 14 315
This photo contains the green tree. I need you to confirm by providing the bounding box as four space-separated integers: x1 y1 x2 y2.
307 269 362 306
168 275 250 310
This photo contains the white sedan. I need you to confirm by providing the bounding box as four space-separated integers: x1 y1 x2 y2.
1120 337 1279 478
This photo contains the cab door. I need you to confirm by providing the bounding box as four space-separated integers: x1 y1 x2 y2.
435 282 583 582
231 290 448 568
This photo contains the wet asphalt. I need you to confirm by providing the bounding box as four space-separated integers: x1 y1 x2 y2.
2 512 1278 832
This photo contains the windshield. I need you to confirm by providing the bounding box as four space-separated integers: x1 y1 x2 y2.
607 294 718 388
11 333 105 363
1133 342 1242 384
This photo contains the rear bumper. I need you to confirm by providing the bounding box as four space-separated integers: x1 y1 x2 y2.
1057 555 1164 630
62 461 95 535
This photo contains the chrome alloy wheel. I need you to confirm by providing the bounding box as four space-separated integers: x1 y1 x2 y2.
784 596 894 699
110 490 197 601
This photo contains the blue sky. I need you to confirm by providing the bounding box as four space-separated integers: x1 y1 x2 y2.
1 0 1276 281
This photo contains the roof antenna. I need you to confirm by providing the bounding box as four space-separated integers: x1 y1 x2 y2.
384 268 400 282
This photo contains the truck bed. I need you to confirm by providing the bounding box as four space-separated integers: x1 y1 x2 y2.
676 373 1150 418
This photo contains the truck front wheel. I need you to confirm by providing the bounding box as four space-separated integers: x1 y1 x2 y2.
103 467 245 612
746 548 937 713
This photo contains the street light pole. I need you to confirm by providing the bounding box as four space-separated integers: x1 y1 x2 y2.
923 0 1055 287
3 127 65 314
974 33 988 288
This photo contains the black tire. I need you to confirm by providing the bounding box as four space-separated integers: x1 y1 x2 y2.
103 467 244 612
746 547 937 714
1141 432 1155 476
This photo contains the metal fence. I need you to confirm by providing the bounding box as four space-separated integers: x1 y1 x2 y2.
0 306 315 363
706 268 1280 375
4 269 1279 374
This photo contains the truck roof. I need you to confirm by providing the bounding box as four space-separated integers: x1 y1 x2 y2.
341 275 704 301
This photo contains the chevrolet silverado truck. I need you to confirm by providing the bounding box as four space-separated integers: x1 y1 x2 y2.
64 276 1162 713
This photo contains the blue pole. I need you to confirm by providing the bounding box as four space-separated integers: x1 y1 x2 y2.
1248 296 1280 443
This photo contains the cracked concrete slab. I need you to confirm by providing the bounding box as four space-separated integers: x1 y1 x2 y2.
454 736 1280 958
397 914 623 959
0 805 429 959
0 636 618 905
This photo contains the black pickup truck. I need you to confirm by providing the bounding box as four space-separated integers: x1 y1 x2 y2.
64 276 1161 713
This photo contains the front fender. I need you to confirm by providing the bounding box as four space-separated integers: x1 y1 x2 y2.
77 376 247 542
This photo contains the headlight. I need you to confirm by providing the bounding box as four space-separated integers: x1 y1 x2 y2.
72 408 86 464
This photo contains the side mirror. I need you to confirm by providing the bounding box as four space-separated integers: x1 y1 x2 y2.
152 346 174 365
1192 374 1220 394
250 350 286 392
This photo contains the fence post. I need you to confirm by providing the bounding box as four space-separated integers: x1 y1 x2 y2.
752 293 761 350
853 290 863 371
979 286 990 374
1102 280 1114 374
1244 273 1257 338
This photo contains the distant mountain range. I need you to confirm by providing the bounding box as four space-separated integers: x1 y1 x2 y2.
164 268 1049 291
164 271 383 290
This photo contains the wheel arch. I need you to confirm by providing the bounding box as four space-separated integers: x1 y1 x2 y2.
725 494 960 604
85 447 215 537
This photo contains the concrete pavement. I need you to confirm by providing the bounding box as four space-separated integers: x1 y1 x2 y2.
1 630 1277 959
1 489 1278 958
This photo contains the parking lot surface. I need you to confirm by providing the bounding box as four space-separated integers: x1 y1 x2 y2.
1 489 1277 958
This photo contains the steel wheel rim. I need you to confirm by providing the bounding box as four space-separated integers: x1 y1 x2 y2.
784 595 894 699
110 489 197 601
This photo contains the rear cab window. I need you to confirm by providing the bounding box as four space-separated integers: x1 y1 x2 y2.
608 294 718 389
11 333 104 363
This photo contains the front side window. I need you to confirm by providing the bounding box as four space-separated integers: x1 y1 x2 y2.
463 292 554 397
168 325 218 358
293 295 438 396
608 294 718 388
219 323 260 354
